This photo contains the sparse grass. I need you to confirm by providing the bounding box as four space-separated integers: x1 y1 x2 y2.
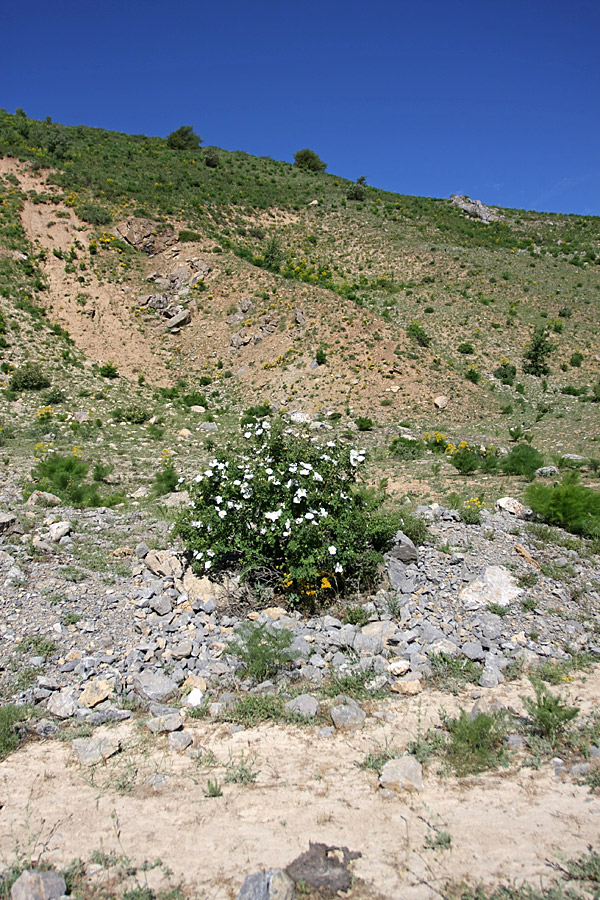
441 709 510 776
0 704 31 760
428 654 482 694
224 751 257 785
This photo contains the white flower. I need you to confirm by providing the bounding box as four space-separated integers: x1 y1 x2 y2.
328 545 337 555
285 519 291 530
335 562 343 573
244 431 252 439
313 472 323 482
207 549 215 557
217 509 227 519
305 512 315 520
204 560 212 570
265 467 273 475
295 517 304 525
233 479 241 486
327 441 336 448
260 527 267 535
265 509 283 522
293 488 307 503
194 474 203 482
215 495 223 505
318 507 328 518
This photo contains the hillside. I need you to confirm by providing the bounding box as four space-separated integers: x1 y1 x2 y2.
1 112 600 900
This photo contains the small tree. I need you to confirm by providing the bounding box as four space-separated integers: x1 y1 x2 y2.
293 148 327 173
523 327 554 376
166 126 202 151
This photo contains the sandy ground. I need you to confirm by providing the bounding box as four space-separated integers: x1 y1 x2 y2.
1 674 599 899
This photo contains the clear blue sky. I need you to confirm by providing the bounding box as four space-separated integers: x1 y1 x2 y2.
3 0 599 215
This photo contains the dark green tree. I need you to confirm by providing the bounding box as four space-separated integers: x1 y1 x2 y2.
166 125 202 150
293 148 327 173
523 327 554 376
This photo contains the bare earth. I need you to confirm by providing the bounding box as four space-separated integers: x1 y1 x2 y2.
1 673 599 899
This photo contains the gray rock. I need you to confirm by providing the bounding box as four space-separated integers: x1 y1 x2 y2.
0 512 18 534
451 194 501 223
379 756 424 793
72 736 120 765
535 466 560 478
461 640 485 661
570 762 591 776
200 421 218 432
150 594 172 616
168 730 193 752
479 666 504 688
506 734 526 750
425 638 459 658
460 566 522 609
387 530 418 564
330 704 366 731
236 868 295 900
48 521 72 542
33 718 58 737
132 670 178 702
285 694 319 718
46 691 78 719
146 713 182 734
136 542 150 559
24 490 62 508
10 869 66 900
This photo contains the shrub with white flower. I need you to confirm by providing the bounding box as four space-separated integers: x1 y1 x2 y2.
176 418 405 608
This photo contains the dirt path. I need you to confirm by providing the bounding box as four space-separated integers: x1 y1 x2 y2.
2 674 599 899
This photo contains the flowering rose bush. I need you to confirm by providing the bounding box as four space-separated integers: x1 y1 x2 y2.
176 419 404 607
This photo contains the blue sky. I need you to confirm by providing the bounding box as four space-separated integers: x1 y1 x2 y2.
3 0 599 215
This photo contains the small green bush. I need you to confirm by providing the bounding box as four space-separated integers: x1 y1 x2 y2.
458 342 475 354
9 362 51 391
78 202 112 225
442 709 509 776
406 322 431 348
153 460 178 496
166 125 202 150
227 621 296 682
99 361 118 379
501 444 544 480
522 677 579 741
525 473 600 538
569 351 584 368
523 327 554 376
293 148 326 172
26 453 123 508
0 704 31 760
465 366 481 384
179 229 203 242
449 446 479 475
240 403 271 426
355 416 374 431
315 347 327 365
389 435 425 460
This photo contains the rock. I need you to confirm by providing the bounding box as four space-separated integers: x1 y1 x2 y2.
135 542 150 559
433 395 449 410
461 640 486 661
535 466 560 478
150 594 172 616
460 565 522 609
132 670 178 702
184 688 206 708
379 756 424 793
495 497 530 517
451 194 501 223
182 569 222 604
286 843 360 894
236 868 295 900
168 730 193 752
10 869 66 900
25 491 62 507
330 704 366 731
78 679 113 708
72 736 120 765
48 521 71 542
46 691 78 719
178 428 193 438
146 713 182 734
285 694 319 718
163 308 191 331
387 658 410 676
426 638 459 658
0 512 18 534
33 718 58 737
200 421 218 432
390 679 422 695
115 217 176 255
388 530 418 564
145 549 183 579
479 666 504 688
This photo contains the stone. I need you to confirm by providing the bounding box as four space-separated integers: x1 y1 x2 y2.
163 308 191 331
10 870 66 900
0 512 18 533
479 666 504 688
48 521 71 542
236 868 295 900
132 670 178 702
135 542 150 559
115 217 176 255
495 497 526 517
184 687 205 708
461 640 485 661
379 756 424 793
450 194 501 223
460 565 522 609
46 691 78 719
387 530 418 564
200 421 218 432
150 595 172 616
78 679 113 708
72 736 120 766
388 658 410 676
433 395 449 410
330 704 366 731
145 550 183 579
535 466 560 478
425 638 459 658
285 694 319 718
168 730 193 752
286 843 360 894
146 713 183 734
390 679 422 695
171 641 193 659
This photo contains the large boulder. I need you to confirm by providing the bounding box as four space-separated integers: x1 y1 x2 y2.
460 565 522 609
114 217 176 255
450 195 501 223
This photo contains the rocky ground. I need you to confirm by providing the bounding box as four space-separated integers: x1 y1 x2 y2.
1 465 600 899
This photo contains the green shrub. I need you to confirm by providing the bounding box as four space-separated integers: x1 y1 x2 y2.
406 322 431 348
293 148 326 173
45 387 65 404
179 229 203 242
176 419 405 605
458 342 475 354
153 460 179 496
315 347 327 366
166 125 202 150
25 453 123 508
240 403 271 426
0 704 31 760
389 435 425 460
204 148 220 168
355 416 374 431
465 366 481 384
569 351 584 368
442 709 509 776
227 621 296 681
347 181 366 201
523 327 554 376
525 473 600 538
449 446 479 475
99 361 118 379
78 202 112 225
522 677 579 741
9 362 51 391
501 444 544 480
